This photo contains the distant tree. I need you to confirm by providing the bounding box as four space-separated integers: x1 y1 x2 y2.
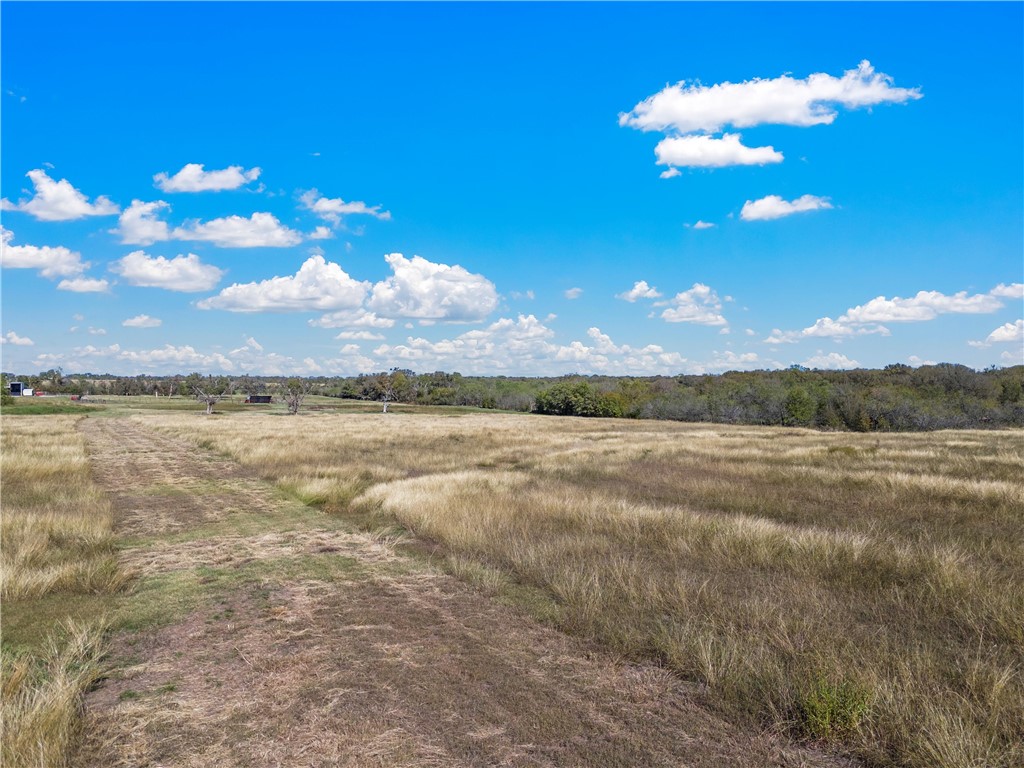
191 376 235 415
284 378 312 415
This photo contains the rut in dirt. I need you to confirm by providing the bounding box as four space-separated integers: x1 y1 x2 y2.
77 416 851 768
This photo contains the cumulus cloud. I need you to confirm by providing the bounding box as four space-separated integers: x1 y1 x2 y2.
110 251 224 292
620 60 921 134
113 200 173 245
368 253 498 322
621 61 921 175
969 319 1024 348
309 226 334 240
1 331 34 346
991 282 1024 300
740 194 833 221
57 277 110 293
1 227 88 277
117 344 234 372
309 309 396 329
803 352 860 370
299 189 391 226
687 350 772 374
617 281 662 302
123 314 162 328
373 316 686 376
174 212 303 248
766 283 1016 345
154 163 261 192
198 254 368 313
655 134 783 169
839 289 1003 324
1 169 119 221
659 283 727 325
564 287 583 300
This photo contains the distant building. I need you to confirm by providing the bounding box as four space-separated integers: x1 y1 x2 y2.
9 381 24 396
245 395 272 404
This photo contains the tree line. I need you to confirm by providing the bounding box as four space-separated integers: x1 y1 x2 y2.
5 364 1023 431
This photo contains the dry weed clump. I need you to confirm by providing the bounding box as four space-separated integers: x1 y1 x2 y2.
1 620 108 768
142 410 1024 767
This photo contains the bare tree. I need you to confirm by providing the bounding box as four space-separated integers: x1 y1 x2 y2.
192 377 235 415
284 378 312 415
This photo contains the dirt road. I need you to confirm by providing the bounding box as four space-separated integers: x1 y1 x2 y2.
77 416 847 767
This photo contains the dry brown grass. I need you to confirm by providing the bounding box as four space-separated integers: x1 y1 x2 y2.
1 416 126 600
1 415 126 768
141 410 1024 767
1 620 108 768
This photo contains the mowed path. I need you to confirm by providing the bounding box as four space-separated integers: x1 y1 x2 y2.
77 417 848 768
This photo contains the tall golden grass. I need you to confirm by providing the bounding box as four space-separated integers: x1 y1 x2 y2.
1 416 122 768
143 411 1024 767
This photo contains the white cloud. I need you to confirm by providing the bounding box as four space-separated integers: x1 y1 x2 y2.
118 344 234 372
1 169 119 221
771 283 1017 343
198 254 368 312
991 282 1024 300
335 330 385 341
174 212 302 248
690 220 715 230
765 317 890 344
687 350 771 374
987 320 1024 343
659 167 681 179
740 194 833 221
969 319 1024 348
839 289 1003 324
1 227 88 277
309 226 334 240
564 287 583 300
57 277 110 293
154 163 261 193
368 253 498 321
88 327 107 335
510 290 535 301
113 200 173 245
110 250 224 292
655 134 783 169
123 314 162 328
659 283 727 325
299 189 391 226
907 355 937 367
1000 349 1024 366
373 316 685 376
310 309 395 329
617 280 662 302
620 60 922 134
1 331 34 346
803 352 860 370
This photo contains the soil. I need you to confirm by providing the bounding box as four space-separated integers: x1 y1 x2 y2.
77 417 852 767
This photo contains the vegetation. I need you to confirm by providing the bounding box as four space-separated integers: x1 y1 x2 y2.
143 409 1024 767
0 416 126 768
5 363 1022 430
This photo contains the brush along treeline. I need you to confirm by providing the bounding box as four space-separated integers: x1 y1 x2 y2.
7 363 1024 430
144 410 1024 768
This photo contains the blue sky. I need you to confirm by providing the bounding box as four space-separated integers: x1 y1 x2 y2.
2 2 1021 377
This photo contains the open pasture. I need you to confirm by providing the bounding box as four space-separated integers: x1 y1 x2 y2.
133 408 1024 767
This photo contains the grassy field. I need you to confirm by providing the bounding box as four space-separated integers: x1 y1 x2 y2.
1 415 126 768
136 408 1024 768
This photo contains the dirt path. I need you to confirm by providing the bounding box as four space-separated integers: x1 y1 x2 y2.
78 417 849 768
